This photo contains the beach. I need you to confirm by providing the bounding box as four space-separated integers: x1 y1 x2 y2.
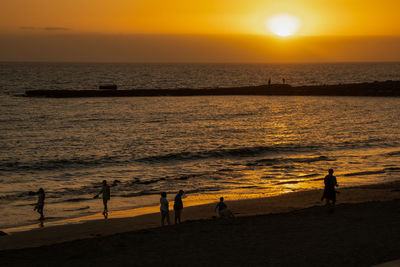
2 91 400 230
1 63 400 266
3 0 400 265
1 180 399 266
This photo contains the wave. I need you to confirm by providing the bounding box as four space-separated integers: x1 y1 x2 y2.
119 186 221 198
298 173 320 178
63 206 90 211
2 141 396 173
385 167 400 171
0 144 319 171
136 145 319 163
63 197 93 202
385 151 400 156
343 170 386 177
0 173 211 203
0 155 125 172
275 180 303 185
247 156 335 167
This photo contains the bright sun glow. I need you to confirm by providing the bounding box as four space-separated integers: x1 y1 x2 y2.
266 14 301 37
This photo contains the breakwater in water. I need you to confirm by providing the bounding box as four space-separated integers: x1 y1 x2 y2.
23 80 400 98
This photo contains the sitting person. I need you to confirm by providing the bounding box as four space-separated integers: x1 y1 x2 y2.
215 197 234 218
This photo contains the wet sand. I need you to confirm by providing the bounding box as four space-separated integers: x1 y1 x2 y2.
1 181 400 266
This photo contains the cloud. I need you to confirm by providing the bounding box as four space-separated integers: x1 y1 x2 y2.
19 26 70 31
19 26 36 30
43 27 70 31
2 34 400 62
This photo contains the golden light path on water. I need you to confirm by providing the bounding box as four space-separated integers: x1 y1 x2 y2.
1 92 400 231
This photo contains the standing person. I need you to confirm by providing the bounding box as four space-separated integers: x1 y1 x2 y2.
94 180 110 218
268 78 271 86
174 190 184 224
34 188 45 220
321 169 339 209
160 192 170 226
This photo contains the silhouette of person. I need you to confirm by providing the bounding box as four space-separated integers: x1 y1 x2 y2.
174 190 184 224
282 78 286 84
268 78 271 86
34 188 45 220
215 197 234 218
160 192 170 226
321 169 339 209
94 180 110 218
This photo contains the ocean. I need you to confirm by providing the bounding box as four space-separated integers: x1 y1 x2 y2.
1 62 400 229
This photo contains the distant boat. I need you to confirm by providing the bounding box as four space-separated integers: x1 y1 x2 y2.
99 84 118 90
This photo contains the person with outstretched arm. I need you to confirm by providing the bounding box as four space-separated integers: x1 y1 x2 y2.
34 188 45 220
94 180 111 218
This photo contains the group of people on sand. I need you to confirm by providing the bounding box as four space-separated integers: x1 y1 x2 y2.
33 169 339 222
159 192 234 226
159 190 184 226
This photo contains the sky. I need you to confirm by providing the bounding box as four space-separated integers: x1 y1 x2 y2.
1 0 400 62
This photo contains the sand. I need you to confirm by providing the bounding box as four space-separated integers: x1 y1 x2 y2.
1 181 400 266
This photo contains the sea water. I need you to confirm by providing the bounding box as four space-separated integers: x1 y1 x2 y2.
1 62 400 228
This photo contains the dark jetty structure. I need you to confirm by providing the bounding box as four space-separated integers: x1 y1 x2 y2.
24 80 400 98
99 84 118 90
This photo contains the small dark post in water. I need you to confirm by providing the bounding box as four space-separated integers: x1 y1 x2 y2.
99 84 118 90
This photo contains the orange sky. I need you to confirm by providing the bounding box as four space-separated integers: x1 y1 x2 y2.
1 0 400 62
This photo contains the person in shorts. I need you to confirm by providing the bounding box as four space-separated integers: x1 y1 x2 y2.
173 190 184 224
34 188 45 220
160 192 170 226
94 180 111 218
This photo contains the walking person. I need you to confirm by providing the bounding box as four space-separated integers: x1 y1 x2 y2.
94 180 111 218
321 169 339 209
34 188 45 220
160 192 170 226
174 190 184 224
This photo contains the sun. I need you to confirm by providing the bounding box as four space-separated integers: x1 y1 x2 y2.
266 14 301 37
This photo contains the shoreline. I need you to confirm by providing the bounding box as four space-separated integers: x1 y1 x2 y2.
23 80 400 98
2 198 217 234
1 180 399 251
1 177 397 233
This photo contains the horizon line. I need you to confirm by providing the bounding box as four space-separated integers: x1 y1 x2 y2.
1 60 400 65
